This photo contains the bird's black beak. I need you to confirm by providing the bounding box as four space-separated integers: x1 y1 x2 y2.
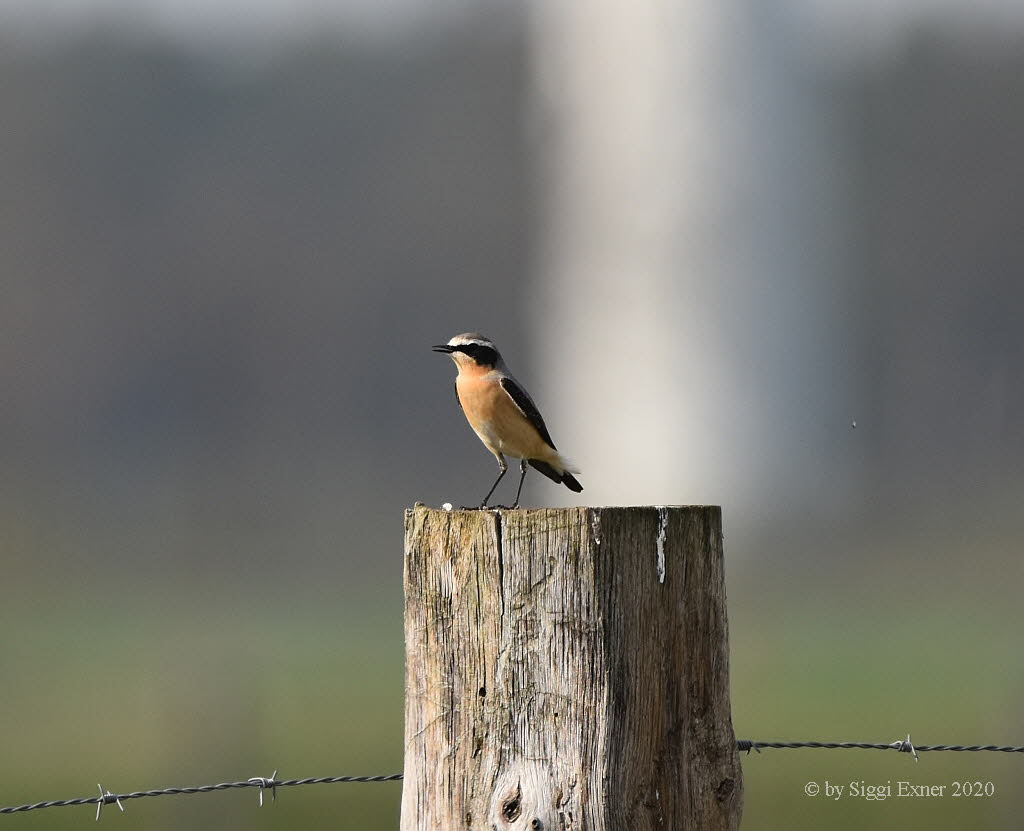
432 344 455 353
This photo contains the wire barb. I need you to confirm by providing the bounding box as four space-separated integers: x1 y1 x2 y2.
94 785 124 822
891 733 919 761
247 771 278 806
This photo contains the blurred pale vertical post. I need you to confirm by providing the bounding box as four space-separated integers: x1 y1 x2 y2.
528 1 842 518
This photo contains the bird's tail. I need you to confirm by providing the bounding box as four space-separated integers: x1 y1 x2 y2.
529 456 583 493
560 471 583 493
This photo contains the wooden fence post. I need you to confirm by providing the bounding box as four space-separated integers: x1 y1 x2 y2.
401 506 742 830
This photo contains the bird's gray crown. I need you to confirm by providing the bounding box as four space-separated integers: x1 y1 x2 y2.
448 332 495 349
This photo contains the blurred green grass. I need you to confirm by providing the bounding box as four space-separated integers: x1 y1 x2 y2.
2 530 1021 830
729 531 1024 830
0 592 405 830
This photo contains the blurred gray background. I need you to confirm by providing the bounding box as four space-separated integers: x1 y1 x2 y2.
1 1 1022 829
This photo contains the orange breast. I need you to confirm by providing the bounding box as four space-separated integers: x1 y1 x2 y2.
456 373 556 462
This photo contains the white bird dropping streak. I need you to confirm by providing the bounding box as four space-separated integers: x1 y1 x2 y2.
656 507 668 584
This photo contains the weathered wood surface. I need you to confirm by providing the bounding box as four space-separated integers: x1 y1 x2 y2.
401 506 742 831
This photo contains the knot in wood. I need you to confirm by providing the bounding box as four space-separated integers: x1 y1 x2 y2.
501 785 522 823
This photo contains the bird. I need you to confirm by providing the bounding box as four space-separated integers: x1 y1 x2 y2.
432 333 582 508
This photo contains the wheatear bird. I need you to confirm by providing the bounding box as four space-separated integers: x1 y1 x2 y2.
433 333 583 508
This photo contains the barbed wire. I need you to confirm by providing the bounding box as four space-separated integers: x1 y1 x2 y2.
3 735 1022 818
736 735 1024 761
1 773 403 818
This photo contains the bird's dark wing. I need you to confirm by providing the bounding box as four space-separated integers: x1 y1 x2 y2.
500 376 557 449
454 380 462 410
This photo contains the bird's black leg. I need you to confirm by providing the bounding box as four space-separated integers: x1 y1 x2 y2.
511 459 528 509
479 457 508 509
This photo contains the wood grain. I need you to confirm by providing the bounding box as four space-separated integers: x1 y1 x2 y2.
401 506 742 830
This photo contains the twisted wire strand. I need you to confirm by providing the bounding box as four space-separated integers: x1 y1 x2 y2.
1 775 403 815
736 740 1024 753
4 740 1023 815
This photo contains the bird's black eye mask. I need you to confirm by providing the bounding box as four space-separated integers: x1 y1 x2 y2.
453 343 498 366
